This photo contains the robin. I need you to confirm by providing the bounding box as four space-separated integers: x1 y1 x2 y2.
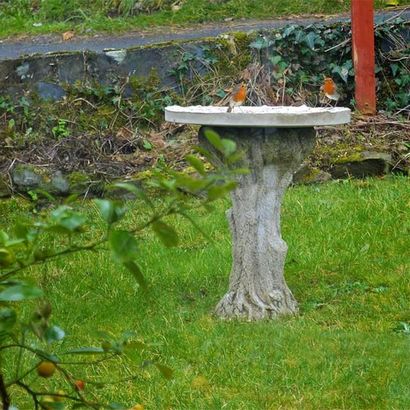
227 82 247 112
321 77 340 102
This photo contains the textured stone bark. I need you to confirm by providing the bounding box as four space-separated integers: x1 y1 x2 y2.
199 126 315 320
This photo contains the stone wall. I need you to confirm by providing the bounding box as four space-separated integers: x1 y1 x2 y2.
0 40 210 101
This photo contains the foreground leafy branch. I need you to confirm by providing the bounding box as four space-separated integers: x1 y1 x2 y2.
0 130 245 409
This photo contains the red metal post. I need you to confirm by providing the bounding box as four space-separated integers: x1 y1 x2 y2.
351 0 377 115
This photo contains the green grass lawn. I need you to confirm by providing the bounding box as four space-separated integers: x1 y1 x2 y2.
0 0 407 38
2 176 410 409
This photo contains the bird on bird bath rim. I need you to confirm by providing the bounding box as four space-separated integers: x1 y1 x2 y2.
227 82 247 112
321 77 340 105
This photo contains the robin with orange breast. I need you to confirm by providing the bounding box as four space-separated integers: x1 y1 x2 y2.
227 81 247 112
321 77 340 103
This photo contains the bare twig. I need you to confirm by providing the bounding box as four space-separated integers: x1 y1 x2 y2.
324 38 350 53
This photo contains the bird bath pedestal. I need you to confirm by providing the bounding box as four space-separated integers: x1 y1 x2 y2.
165 105 351 320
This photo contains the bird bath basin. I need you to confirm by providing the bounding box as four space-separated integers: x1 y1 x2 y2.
165 105 351 320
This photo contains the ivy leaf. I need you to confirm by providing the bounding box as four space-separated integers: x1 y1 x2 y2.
249 36 273 50
215 88 226 98
305 32 317 50
390 63 399 76
283 25 297 37
340 67 349 83
270 55 282 66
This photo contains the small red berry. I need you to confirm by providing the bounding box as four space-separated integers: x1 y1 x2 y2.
74 379 85 391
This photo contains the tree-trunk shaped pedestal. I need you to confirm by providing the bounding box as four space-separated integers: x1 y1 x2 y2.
200 126 315 320
165 105 351 320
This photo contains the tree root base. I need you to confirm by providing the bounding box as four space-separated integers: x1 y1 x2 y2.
215 288 298 321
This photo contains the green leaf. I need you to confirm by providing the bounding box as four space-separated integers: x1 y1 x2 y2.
270 55 282 65
249 36 273 50
207 186 227 202
0 230 9 245
226 151 245 165
305 32 317 50
0 283 43 302
113 182 154 208
203 129 236 158
123 261 147 289
14 223 37 243
33 349 60 362
95 199 126 225
152 221 179 247
49 207 86 233
203 128 225 152
232 167 249 175
174 174 208 192
0 308 17 332
63 193 80 204
155 363 173 379
221 139 237 156
45 325 65 344
283 25 297 37
64 346 105 355
179 211 211 242
193 146 213 162
143 139 153 150
109 230 139 262
31 189 56 202
206 181 237 202
159 179 177 192
390 63 399 76
185 155 206 175
215 88 226 98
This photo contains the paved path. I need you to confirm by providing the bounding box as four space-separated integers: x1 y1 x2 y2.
0 9 408 61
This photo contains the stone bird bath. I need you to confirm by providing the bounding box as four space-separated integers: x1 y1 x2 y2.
165 105 351 320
